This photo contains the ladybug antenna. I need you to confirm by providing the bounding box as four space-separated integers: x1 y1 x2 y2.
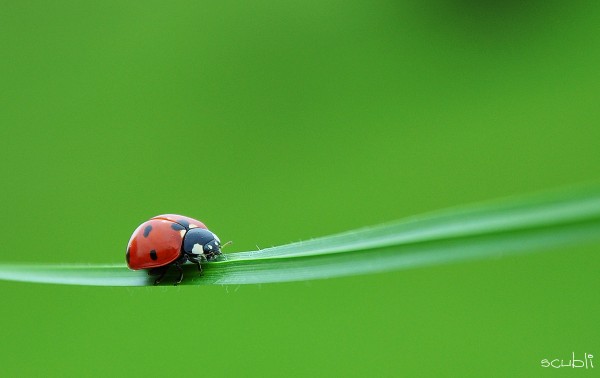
221 241 233 249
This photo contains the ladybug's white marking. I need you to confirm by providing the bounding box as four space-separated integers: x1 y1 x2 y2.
179 230 186 238
207 245 213 250
189 224 198 229
192 243 204 254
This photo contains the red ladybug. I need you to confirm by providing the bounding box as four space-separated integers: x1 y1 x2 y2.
126 214 222 285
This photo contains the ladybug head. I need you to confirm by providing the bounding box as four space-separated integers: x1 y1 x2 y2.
183 228 223 261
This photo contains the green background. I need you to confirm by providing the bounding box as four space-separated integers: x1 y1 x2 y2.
1 1 599 376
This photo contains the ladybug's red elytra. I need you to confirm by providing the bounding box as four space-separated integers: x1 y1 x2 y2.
126 214 222 285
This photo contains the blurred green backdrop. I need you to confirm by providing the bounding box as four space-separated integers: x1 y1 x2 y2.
1 1 599 376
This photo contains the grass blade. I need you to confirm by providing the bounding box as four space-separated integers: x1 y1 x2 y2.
1 185 599 286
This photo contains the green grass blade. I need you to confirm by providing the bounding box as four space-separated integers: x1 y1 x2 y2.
1 185 599 286
229 186 600 261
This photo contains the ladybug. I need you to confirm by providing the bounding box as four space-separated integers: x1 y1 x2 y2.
126 214 223 285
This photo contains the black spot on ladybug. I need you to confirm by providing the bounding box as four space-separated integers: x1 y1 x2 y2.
150 250 158 260
143 225 153 237
126 248 130 264
171 223 185 231
177 219 190 229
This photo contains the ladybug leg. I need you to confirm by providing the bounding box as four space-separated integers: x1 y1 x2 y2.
153 266 169 285
188 255 203 272
173 261 184 286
